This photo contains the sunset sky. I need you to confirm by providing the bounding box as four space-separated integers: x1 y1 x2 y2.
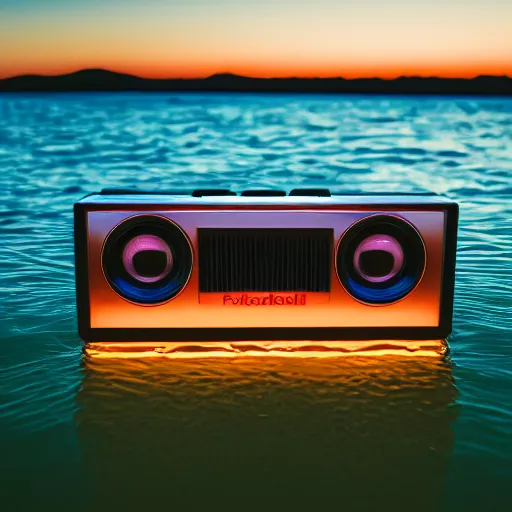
1 0 511 79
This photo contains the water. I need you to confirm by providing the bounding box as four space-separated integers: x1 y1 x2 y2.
0 93 511 509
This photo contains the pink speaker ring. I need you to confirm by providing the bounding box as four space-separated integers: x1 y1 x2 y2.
353 234 405 283
122 235 173 283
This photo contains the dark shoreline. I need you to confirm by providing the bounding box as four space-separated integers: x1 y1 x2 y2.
1 69 511 96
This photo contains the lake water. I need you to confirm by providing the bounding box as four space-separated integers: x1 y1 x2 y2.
0 93 511 509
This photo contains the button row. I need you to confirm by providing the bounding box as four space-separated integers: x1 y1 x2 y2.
192 188 331 197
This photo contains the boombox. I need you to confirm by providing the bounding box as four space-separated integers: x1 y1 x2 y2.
74 188 458 343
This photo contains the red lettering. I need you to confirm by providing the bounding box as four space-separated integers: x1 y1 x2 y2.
222 293 308 306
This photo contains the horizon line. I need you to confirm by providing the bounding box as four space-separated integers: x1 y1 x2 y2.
2 67 512 81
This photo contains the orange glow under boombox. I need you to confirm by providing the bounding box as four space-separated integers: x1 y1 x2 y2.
74 188 458 343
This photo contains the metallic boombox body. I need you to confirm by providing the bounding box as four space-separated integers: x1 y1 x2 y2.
74 188 458 343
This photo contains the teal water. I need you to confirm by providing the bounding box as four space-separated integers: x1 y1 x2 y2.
0 93 511 509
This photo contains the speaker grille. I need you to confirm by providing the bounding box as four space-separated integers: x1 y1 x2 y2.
198 229 332 293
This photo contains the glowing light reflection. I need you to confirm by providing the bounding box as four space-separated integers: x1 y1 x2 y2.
85 339 447 359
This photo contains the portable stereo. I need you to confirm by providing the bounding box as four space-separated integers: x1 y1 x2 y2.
74 188 458 343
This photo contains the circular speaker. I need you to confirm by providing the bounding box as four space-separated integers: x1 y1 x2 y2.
102 215 193 305
336 215 426 305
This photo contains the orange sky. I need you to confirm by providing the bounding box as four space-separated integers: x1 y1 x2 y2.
0 0 511 79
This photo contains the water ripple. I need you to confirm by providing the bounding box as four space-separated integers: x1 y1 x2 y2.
0 93 511 505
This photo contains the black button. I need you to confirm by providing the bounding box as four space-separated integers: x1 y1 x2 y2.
241 190 287 197
289 188 331 197
192 189 237 197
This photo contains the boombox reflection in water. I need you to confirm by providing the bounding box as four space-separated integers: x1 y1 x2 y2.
77 352 457 504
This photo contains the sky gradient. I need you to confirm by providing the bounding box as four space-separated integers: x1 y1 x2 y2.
1 0 511 79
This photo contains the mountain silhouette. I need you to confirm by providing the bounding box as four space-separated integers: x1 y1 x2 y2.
0 69 511 95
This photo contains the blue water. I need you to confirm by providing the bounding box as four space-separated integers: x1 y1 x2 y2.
0 93 511 509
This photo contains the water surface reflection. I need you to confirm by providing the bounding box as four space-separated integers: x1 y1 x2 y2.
77 354 457 507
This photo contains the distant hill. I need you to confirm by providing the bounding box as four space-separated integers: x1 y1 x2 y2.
0 69 511 95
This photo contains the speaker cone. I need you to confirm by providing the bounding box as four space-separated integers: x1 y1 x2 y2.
336 215 426 305
102 216 192 305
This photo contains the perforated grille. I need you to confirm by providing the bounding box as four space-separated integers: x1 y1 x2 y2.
198 229 332 293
